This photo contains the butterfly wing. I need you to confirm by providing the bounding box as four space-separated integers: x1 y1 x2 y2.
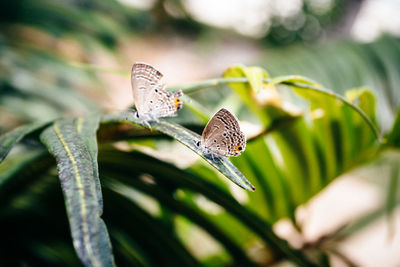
131 62 163 115
146 84 183 118
202 108 246 157
131 62 183 119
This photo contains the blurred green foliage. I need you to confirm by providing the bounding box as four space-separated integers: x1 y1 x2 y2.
1 64 399 266
265 36 400 130
1 0 400 266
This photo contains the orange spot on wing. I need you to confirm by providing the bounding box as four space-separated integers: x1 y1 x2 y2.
174 97 182 109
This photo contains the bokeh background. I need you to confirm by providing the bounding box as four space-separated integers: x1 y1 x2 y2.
1 0 400 266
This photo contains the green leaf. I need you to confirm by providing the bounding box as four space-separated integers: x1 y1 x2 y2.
292 84 381 143
98 150 317 266
103 177 256 266
387 108 400 147
101 185 200 266
224 65 270 93
75 115 103 214
223 65 302 129
242 66 270 93
40 120 115 267
232 141 287 222
386 162 399 220
0 149 46 185
0 121 50 163
110 230 152 266
0 149 54 211
101 111 255 192
223 65 270 125
0 174 83 266
75 115 114 264
345 88 377 126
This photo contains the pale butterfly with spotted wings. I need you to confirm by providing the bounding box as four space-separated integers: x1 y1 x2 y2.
131 62 183 122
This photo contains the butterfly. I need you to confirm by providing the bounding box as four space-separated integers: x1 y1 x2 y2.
131 62 183 122
196 108 246 158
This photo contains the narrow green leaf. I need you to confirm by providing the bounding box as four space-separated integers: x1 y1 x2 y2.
75 115 114 266
386 162 399 225
75 115 103 215
292 84 381 143
0 149 54 210
40 120 115 267
241 66 270 93
222 66 302 136
278 118 323 202
0 149 45 186
240 137 295 221
110 230 152 266
101 186 200 266
234 151 276 220
345 88 377 126
223 65 271 125
101 111 255 192
387 108 400 147
103 177 257 266
0 121 50 163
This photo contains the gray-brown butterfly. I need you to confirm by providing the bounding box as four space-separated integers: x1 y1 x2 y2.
131 62 183 122
196 108 246 157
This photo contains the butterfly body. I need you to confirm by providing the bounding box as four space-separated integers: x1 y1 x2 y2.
131 62 182 122
198 108 246 158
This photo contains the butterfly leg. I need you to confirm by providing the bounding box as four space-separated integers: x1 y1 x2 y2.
147 115 161 131
194 140 200 148
195 141 207 155
129 110 140 122
142 120 152 129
